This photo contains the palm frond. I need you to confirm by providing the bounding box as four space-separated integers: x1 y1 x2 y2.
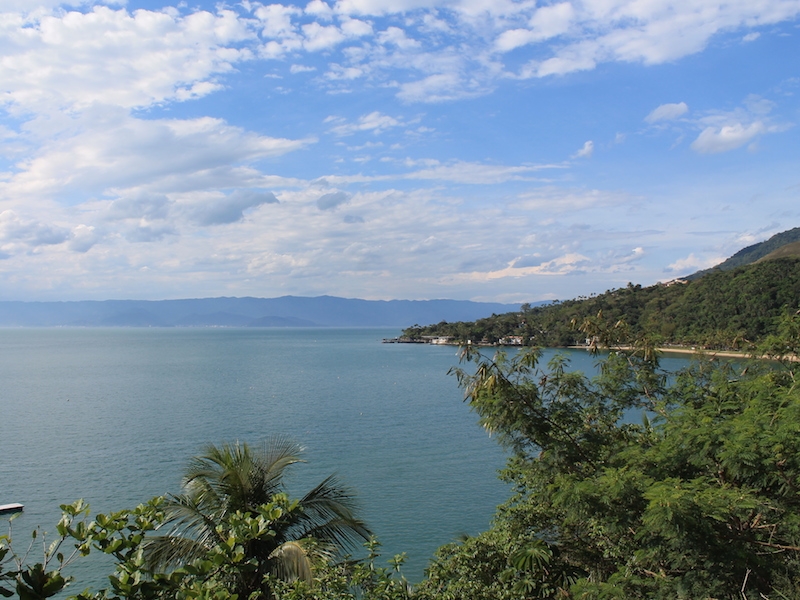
142 435 370 597
268 540 317 583
283 475 372 550
142 534 211 571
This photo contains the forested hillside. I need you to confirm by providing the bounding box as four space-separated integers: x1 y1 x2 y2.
404 257 800 349
686 226 800 280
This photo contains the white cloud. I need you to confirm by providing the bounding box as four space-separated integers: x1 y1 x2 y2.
0 6 254 115
572 140 594 159
0 111 309 202
0 1 796 301
459 252 593 282
666 252 722 273
68 224 102 253
255 4 301 38
0 210 71 251
302 22 346 50
495 29 538 53
513 187 632 213
515 1 800 78
529 2 574 37
107 193 172 221
691 122 766 153
340 16 373 37
290 64 317 73
3 0 792 113
378 26 421 49
332 0 436 16
495 2 574 51
403 161 558 184
305 0 334 19
327 111 403 136
398 72 483 103
646 102 689 123
643 95 789 154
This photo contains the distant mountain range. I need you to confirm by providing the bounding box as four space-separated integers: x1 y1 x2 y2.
0 296 520 328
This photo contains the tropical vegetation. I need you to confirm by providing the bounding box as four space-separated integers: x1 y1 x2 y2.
143 437 371 597
403 256 800 349
414 315 800 599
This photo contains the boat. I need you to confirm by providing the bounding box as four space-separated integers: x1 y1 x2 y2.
0 503 23 514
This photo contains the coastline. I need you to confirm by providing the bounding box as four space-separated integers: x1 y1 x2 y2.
569 345 799 362
385 337 797 362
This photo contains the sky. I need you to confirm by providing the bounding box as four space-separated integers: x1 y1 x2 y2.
0 0 798 303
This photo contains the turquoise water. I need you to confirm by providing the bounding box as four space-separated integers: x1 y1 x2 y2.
1 327 511 589
0 328 689 591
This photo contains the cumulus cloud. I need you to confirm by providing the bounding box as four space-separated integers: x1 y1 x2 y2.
305 0 334 19
691 122 766 153
0 6 253 115
642 95 789 154
646 102 689 123
513 2 800 79
255 4 301 39
0 111 308 201
0 1 796 301
495 2 574 52
0 210 71 249
3 0 792 108
68 224 102 253
302 22 346 50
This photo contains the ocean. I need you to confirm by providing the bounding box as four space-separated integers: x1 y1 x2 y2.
0 327 686 590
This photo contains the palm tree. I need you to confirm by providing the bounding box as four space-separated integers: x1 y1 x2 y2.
143 436 371 597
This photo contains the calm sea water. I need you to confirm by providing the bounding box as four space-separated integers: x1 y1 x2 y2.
0 328 689 591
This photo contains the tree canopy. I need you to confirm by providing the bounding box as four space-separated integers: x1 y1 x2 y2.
415 318 800 599
404 257 800 349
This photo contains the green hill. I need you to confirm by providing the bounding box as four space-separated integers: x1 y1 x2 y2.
404 254 800 349
756 239 800 262
686 227 800 279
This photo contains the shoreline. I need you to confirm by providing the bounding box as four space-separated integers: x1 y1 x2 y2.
568 345 799 362
385 338 797 362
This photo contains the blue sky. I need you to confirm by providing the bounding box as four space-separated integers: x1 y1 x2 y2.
0 0 798 303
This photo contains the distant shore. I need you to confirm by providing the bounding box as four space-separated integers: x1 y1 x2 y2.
385 337 797 361
568 345 745 358
570 345 798 362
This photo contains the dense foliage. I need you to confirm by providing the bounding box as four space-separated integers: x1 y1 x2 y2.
404 257 800 348
143 437 370 597
414 318 800 599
